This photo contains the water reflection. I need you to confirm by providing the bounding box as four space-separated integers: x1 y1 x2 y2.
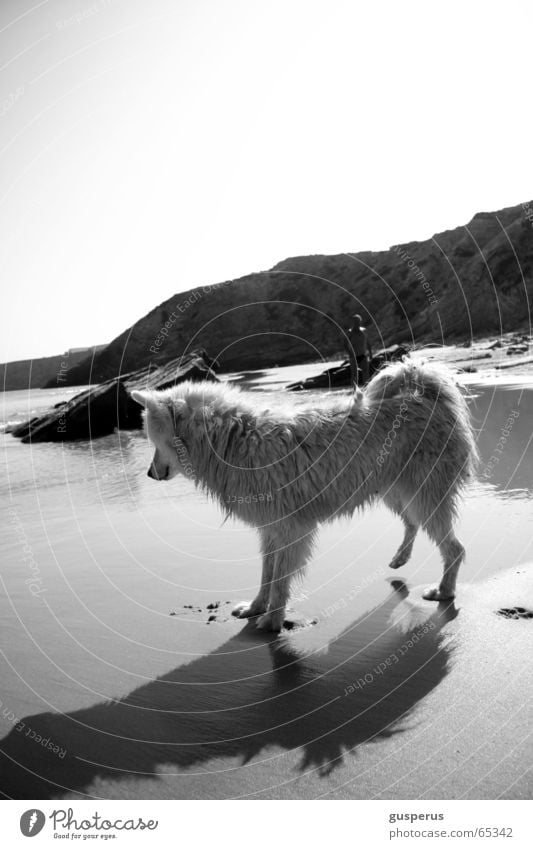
471 383 533 497
1 430 145 509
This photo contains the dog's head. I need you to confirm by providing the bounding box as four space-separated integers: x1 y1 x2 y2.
131 390 188 482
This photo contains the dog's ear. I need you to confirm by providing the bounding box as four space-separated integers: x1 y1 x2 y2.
130 390 157 411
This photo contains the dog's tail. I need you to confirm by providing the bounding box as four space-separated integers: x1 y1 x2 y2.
364 358 479 480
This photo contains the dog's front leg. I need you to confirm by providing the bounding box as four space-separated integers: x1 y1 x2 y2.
232 530 275 619
256 532 314 632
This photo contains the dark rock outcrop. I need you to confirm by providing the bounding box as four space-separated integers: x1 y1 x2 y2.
286 345 408 391
10 352 218 443
58 202 533 386
11 380 141 442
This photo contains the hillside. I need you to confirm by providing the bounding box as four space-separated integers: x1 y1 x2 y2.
1 347 106 392
59 201 533 385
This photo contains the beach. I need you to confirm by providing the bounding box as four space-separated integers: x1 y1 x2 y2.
1 363 532 800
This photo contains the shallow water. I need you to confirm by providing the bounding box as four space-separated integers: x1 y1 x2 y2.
0 372 532 799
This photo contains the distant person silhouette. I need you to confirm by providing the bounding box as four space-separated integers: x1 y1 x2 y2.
345 314 372 387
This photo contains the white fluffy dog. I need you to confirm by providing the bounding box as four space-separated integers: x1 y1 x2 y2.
132 360 477 632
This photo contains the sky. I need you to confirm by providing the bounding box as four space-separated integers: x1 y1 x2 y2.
1 0 532 362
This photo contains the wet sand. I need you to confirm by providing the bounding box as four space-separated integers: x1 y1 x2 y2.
1 371 532 799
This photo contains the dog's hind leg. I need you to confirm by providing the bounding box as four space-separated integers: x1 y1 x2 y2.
232 530 275 619
384 493 418 569
389 518 418 570
256 529 315 632
422 509 465 601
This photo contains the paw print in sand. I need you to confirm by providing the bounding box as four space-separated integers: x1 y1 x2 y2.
496 606 533 620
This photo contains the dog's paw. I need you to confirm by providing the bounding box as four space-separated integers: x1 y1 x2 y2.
255 610 285 632
389 554 408 570
283 614 318 631
231 600 265 619
422 586 455 601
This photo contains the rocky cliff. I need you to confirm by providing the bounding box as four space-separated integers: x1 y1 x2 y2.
60 201 533 385
1 346 106 391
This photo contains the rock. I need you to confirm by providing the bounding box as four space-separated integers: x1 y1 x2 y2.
7 417 40 437
125 349 219 392
207 615 217 622
11 351 218 443
286 345 408 391
13 380 140 443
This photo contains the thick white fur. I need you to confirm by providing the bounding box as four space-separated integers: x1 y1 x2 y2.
133 360 478 631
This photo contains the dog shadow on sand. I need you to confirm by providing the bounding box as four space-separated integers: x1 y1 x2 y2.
0 581 458 798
